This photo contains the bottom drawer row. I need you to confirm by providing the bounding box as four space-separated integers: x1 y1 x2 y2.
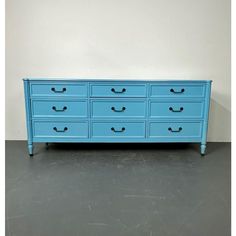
33 121 203 139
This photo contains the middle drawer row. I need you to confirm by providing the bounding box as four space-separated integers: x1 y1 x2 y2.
31 100 204 118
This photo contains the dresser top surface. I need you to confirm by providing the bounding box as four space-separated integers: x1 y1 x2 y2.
23 78 212 83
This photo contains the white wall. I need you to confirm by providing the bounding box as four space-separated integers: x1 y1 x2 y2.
6 0 231 141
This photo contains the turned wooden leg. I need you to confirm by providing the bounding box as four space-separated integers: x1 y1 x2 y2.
200 143 206 156
28 142 33 157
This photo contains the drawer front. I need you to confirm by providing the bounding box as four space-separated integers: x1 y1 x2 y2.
92 122 145 138
149 101 204 118
150 84 205 97
32 100 87 118
33 121 88 138
149 122 202 138
90 84 146 97
31 83 87 97
91 100 146 118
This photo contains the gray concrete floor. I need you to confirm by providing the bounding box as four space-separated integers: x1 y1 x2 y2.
6 141 230 236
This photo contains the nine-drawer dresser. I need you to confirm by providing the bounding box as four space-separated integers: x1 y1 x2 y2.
23 79 212 156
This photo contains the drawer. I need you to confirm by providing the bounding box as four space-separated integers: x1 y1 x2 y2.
91 100 146 118
150 84 205 97
149 122 202 138
33 121 88 138
92 122 145 138
30 83 87 97
90 83 146 97
32 100 87 118
149 101 204 118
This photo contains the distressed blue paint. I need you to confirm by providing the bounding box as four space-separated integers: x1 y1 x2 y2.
23 79 212 156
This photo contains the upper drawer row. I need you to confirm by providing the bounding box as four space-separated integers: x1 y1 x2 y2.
30 83 206 98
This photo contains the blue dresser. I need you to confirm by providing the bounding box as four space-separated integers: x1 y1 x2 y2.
23 79 212 156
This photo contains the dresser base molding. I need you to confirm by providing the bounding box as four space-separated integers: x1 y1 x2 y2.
24 79 212 157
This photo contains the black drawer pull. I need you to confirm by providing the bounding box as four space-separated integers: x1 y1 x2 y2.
168 127 182 132
53 127 68 132
170 88 185 94
111 107 126 112
111 88 126 94
111 127 125 132
52 106 67 112
169 107 184 112
51 87 67 93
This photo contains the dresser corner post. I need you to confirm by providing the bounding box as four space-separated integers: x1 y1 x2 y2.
201 81 212 156
23 79 34 156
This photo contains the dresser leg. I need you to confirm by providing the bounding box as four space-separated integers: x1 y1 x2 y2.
200 144 206 156
28 143 33 157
